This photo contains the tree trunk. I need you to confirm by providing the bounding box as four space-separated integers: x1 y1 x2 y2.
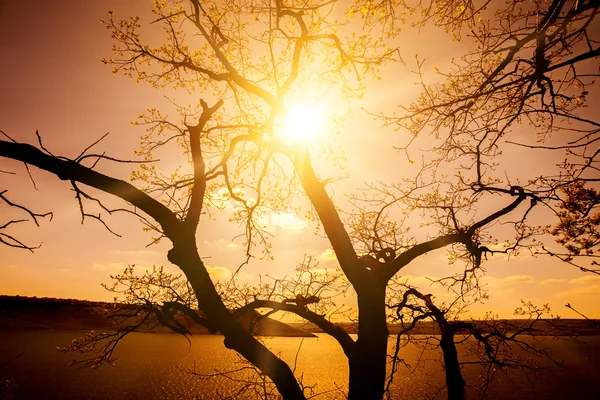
439 332 466 400
348 282 388 400
168 240 306 400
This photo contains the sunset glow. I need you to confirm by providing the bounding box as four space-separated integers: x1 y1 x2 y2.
2 1 600 398
0 0 598 321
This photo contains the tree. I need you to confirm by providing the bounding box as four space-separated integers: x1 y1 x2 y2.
387 282 559 400
1 1 598 399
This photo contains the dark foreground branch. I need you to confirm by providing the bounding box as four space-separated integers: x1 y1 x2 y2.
233 299 355 358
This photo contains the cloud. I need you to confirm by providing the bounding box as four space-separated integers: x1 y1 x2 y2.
503 275 535 283
485 275 534 286
540 278 566 286
205 265 232 280
318 248 337 262
486 243 511 252
92 263 128 273
206 188 255 210
205 188 236 209
569 276 600 285
203 238 240 250
260 212 307 233
557 284 600 297
206 265 252 282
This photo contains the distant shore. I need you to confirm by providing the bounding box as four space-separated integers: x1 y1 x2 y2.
1 295 598 337
290 319 600 336
0 295 315 337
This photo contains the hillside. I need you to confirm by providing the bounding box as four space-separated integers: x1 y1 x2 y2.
0 296 315 337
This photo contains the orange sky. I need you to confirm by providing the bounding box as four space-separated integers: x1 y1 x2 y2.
0 0 599 319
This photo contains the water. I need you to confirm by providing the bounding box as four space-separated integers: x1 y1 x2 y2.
0 330 599 399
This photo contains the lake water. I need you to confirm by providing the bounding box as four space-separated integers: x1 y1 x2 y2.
0 330 599 399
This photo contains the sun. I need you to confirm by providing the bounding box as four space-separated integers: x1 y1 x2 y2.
279 103 325 143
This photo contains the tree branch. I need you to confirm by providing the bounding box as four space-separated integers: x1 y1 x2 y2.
232 299 355 358
185 99 224 231
0 139 181 237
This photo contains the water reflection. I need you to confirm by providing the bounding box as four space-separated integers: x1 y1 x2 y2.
0 330 599 399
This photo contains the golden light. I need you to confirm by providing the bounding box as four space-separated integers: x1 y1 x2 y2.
279 103 325 143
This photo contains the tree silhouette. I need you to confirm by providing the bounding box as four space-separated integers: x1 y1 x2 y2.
1 1 599 399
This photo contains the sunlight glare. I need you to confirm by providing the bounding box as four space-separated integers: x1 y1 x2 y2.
280 103 325 143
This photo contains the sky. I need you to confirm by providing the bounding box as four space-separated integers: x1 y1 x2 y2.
0 0 599 319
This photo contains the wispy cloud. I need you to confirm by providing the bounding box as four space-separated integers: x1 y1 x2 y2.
557 284 600 297
486 243 511 252
260 212 307 233
318 248 337 261
485 275 535 286
203 238 240 250
205 188 255 210
205 265 252 282
503 275 535 283
92 262 128 273
206 265 233 280
540 278 566 286
569 276 600 285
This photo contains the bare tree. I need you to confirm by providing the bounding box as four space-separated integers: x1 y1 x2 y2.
387 282 559 400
